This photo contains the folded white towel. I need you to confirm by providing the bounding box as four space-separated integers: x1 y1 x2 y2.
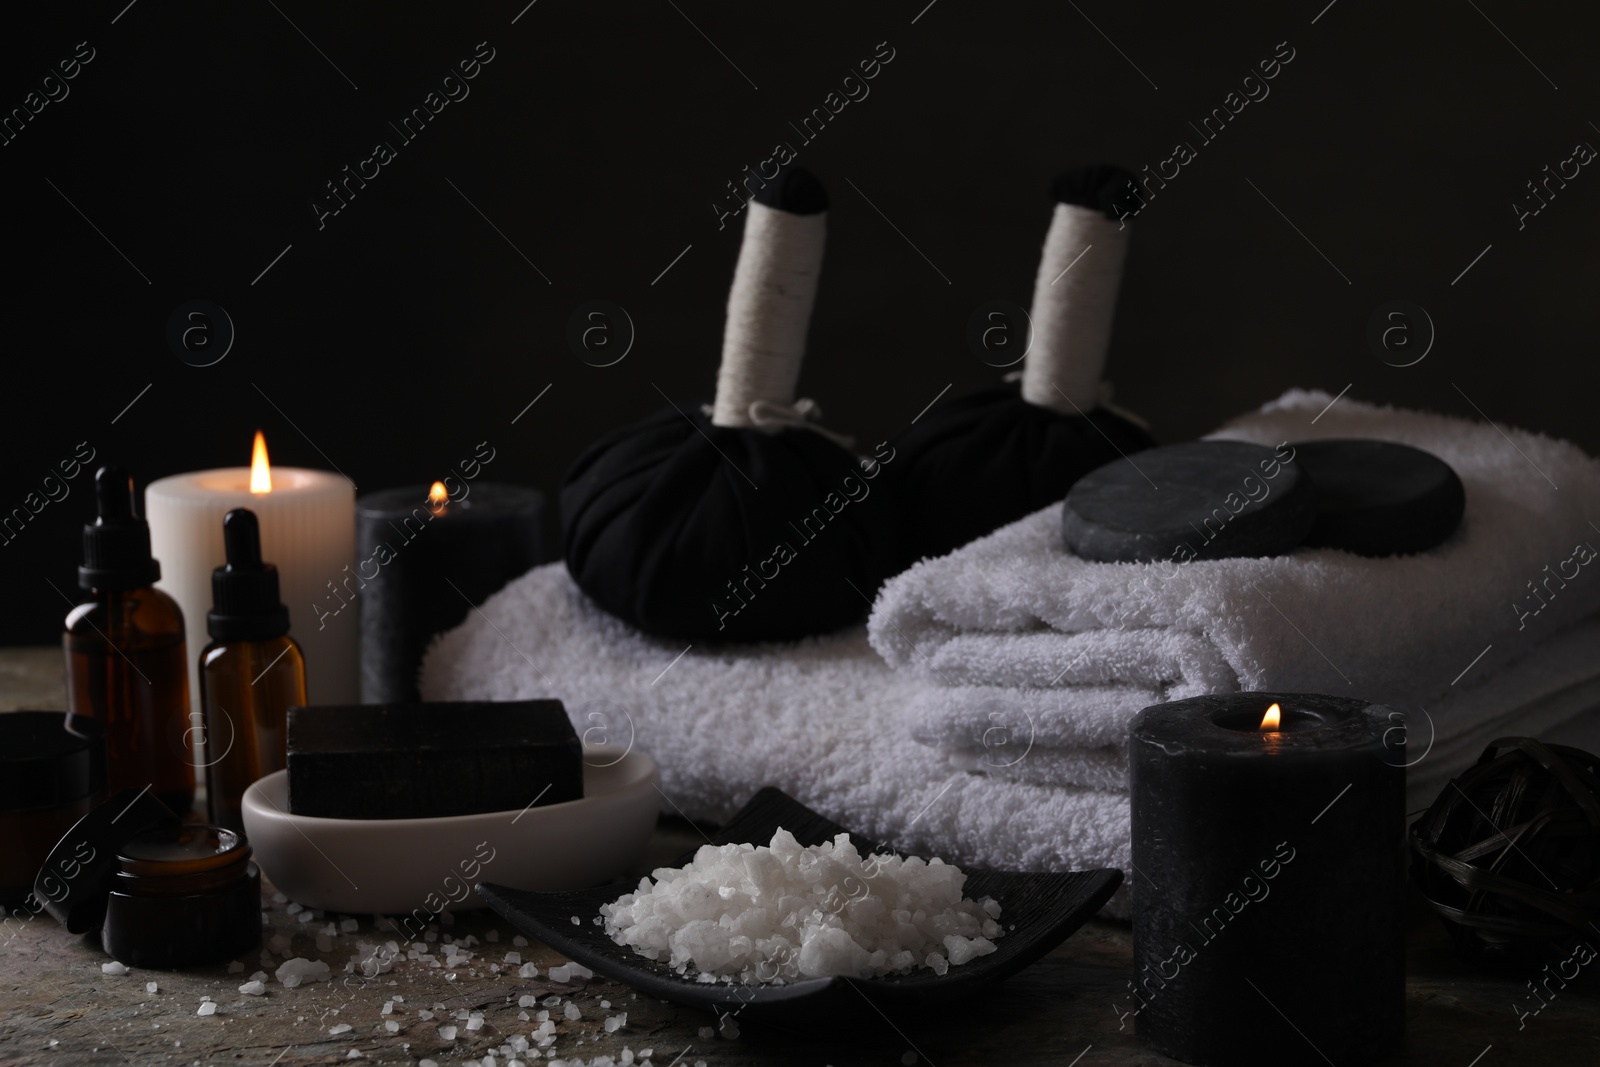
909 616 1600 804
872 389 1600 711
420 564 1136 911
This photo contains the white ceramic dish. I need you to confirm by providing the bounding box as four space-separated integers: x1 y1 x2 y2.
240 746 659 916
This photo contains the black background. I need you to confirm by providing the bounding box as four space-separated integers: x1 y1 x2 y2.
2 0 1596 645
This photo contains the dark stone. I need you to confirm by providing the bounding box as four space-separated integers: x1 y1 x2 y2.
1061 440 1316 563
286 701 583 820
1291 438 1465 556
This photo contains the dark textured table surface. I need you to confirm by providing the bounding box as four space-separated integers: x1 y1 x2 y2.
3 647 1596 1066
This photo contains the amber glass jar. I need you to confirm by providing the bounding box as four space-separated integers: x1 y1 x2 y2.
0 713 107 908
101 824 261 968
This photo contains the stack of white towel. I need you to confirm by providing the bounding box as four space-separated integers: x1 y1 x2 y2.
422 389 1600 913
871 389 1600 808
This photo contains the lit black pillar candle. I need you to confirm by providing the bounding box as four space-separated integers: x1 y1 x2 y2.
354 481 545 703
1127 693 1405 1066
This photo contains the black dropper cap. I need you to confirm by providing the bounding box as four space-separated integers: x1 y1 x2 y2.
79 466 161 590
207 508 291 643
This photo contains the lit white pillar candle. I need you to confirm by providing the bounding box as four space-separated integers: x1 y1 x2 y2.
146 432 357 715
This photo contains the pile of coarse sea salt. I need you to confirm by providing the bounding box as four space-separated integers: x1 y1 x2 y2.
601 829 1001 983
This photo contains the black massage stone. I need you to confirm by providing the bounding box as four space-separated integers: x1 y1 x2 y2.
1290 438 1465 556
1062 441 1316 563
287 700 583 820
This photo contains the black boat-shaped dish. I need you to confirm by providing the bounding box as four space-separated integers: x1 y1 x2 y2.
476 787 1122 1012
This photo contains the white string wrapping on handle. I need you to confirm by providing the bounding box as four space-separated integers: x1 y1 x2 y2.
712 200 827 430
1021 203 1130 413
1002 372 1151 432
698 396 855 448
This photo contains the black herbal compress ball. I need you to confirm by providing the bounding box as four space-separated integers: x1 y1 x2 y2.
887 165 1155 565
562 167 899 643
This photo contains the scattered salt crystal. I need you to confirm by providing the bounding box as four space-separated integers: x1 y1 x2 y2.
145 982 158 994
227 960 244 974
440 1025 458 1040
418 1009 434 1021
568 963 593 979
639 1049 653 1059
570 916 581 926
604 1013 627 1033
519 995 538 1008
719 1016 739 1039
250 970 267 982
420 1061 439 1067
328 1022 352 1035
272 891 288 904
698 1027 714 1039
197 1002 217 1016
513 935 528 947
563 1002 581 1021
238 981 266 996
339 917 358 932
505 952 521 964
385 1020 399 1033
466 1012 485 1031
275 958 331 986
519 962 540 978
101 962 129 975
287 902 303 915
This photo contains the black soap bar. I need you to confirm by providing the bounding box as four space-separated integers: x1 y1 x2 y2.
287 701 583 820
1062 441 1316 563
1291 438 1465 556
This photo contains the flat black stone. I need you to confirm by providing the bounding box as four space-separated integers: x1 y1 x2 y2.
1061 440 1316 563
287 701 583 820
1291 438 1465 556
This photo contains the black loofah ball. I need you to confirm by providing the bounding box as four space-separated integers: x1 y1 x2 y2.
1410 737 1600 960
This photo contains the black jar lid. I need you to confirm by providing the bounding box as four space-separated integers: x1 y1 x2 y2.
0 712 107 813
34 787 181 933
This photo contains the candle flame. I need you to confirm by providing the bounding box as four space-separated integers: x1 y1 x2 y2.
1260 702 1282 731
428 481 449 507
249 431 272 494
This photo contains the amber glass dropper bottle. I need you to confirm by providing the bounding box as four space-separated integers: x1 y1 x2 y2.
64 466 194 814
199 507 307 832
